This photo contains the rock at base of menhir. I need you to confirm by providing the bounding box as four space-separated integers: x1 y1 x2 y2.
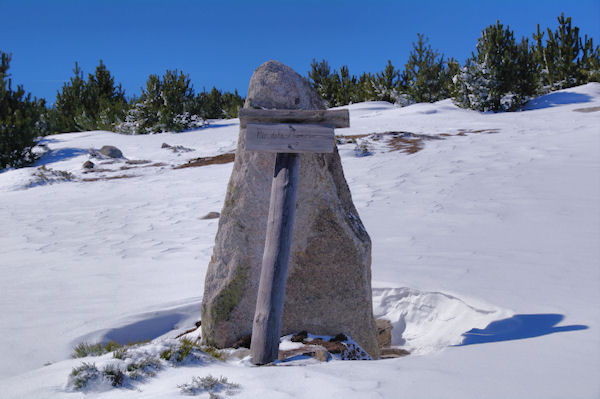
200 60 379 359
279 331 371 362
201 212 220 220
380 348 410 359
376 319 392 348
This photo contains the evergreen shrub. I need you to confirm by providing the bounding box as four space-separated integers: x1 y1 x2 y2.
0 51 46 169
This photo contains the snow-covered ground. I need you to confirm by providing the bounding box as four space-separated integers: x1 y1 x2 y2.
1 83 599 398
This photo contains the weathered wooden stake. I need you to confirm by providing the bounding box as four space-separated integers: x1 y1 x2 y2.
250 152 300 365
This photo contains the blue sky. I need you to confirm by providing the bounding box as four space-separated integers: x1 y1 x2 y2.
1 0 599 103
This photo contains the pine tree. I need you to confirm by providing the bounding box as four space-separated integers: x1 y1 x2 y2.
580 35 600 83
82 60 127 130
356 72 376 102
202 87 224 119
533 13 599 90
1 51 46 169
48 60 127 133
221 89 244 118
373 60 402 103
453 21 537 112
401 34 449 103
335 65 358 105
48 62 86 133
308 59 339 107
443 57 461 99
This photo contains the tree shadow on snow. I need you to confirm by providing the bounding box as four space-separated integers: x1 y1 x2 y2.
458 314 588 346
523 91 592 110
35 148 88 165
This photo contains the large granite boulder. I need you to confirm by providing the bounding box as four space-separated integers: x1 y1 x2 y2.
201 60 379 359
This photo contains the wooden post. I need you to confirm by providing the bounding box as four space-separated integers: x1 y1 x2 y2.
242 109 349 365
250 153 299 364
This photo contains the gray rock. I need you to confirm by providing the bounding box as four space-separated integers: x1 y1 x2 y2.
99 145 123 158
200 60 379 359
82 160 95 169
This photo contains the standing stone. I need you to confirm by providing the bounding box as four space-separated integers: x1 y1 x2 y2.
200 60 379 359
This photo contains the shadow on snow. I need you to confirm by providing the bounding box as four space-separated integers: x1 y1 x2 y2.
102 313 187 345
523 91 592 110
458 314 588 346
34 148 88 166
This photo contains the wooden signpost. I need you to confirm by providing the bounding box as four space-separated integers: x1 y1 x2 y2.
240 108 349 365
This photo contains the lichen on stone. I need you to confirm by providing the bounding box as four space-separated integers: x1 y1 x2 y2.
209 264 249 328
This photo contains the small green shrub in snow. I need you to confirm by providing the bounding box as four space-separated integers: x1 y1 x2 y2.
68 362 100 390
68 362 125 390
72 340 122 358
101 364 125 387
113 347 127 359
178 375 240 397
160 337 218 363
28 165 74 187
72 342 104 358
68 338 229 391
126 356 161 380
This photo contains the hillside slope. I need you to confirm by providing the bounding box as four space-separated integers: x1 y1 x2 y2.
1 83 599 398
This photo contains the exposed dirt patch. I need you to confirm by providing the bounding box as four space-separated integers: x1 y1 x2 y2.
573 106 600 113
338 129 500 155
388 135 429 154
82 168 113 174
456 128 500 135
374 131 442 154
125 159 152 165
81 174 137 182
119 162 167 171
174 153 235 169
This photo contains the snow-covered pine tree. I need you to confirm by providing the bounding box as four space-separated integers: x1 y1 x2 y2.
117 69 205 134
1 51 46 169
453 21 537 112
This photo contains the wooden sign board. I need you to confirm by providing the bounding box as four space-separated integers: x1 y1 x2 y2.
245 123 334 153
239 108 349 129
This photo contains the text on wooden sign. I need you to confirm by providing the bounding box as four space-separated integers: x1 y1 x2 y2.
245 123 334 153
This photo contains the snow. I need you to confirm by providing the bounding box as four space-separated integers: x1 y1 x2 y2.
1 83 599 398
